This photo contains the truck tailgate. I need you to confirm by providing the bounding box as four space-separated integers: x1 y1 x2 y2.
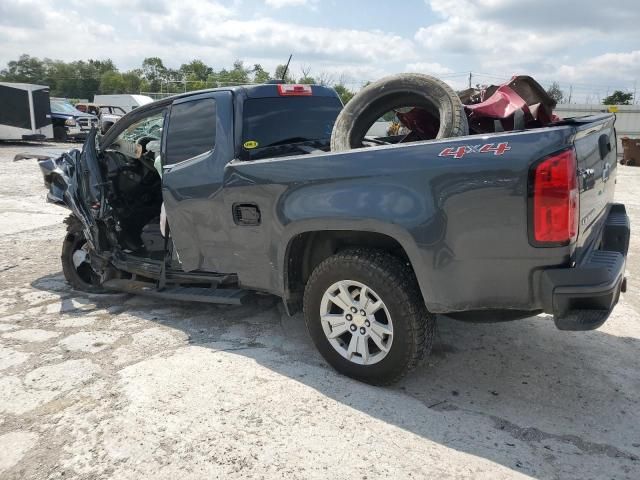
572 115 617 254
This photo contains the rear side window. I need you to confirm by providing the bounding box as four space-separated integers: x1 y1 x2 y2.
165 98 216 165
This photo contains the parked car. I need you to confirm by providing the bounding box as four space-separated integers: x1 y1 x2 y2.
0 82 52 141
50 99 98 141
93 94 153 113
75 103 126 134
37 80 629 385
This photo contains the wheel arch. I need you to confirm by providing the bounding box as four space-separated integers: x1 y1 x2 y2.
280 222 433 315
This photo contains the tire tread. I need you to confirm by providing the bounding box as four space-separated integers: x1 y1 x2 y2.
303 248 435 385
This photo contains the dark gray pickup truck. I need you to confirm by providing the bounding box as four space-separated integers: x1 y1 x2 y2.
38 81 630 384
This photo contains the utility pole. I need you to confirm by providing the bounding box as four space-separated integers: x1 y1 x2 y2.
568 85 573 104
633 80 637 104
468 72 472 89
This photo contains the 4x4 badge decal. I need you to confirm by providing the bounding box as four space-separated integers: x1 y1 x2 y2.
438 142 511 159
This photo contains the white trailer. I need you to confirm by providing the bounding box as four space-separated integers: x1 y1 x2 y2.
92 94 153 113
0 82 53 141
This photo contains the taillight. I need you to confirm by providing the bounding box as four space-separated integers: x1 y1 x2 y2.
531 148 579 245
277 84 312 96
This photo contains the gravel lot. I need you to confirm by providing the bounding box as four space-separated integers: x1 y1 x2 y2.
0 141 639 479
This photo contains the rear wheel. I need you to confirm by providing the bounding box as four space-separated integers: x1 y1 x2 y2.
303 249 435 385
61 217 105 293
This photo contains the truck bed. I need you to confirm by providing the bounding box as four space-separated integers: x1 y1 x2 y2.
216 114 618 316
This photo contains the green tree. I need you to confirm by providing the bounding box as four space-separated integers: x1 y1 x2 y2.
99 71 126 94
603 90 633 105
315 72 334 86
333 84 355 105
142 57 168 91
122 70 143 93
216 60 250 86
179 59 212 82
252 64 270 84
274 64 294 83
73 59 117 99
184 72 207 91
139 78 151 93
546 82 564 104
0 55 284 98
297 65 315 84
43 59 75 97
0 54 47 83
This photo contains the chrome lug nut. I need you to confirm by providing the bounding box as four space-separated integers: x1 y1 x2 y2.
346 314 353 321
350 307 358 313
365 320 370 327
360 327 366 335
350 324 357 332
360 310 366 316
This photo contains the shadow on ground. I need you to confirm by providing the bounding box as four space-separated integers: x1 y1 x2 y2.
31 272 640 478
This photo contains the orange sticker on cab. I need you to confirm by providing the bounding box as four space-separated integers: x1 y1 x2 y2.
243 140 259 149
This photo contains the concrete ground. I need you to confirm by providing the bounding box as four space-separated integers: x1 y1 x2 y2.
0 141 638 480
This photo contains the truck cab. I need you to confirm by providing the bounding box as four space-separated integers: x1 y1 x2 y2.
43 83 344 293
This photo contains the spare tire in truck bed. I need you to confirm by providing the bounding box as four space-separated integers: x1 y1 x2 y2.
331 73 469 151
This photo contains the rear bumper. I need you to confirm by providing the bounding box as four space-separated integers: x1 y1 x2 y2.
540 204 630 330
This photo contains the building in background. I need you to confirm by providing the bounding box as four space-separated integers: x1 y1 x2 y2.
555 103 640 156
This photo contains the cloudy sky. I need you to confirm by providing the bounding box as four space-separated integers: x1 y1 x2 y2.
1 0 639 101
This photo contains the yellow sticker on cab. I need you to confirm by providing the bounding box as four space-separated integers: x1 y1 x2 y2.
244 140 259 149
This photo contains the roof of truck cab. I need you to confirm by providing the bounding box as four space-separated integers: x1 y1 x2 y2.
140 83 339 109
100 83 340 147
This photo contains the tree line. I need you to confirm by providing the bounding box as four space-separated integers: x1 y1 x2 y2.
0 54 356 104
545 81 633 105
7 54 631 106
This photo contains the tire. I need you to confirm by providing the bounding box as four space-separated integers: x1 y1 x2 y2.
303 249 435 385
53 126 68 142
60 216 105 293
331 73 468 151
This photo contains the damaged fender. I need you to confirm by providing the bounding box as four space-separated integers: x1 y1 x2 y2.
26 132 104 251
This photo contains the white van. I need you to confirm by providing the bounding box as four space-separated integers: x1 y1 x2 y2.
93 94 153 113
0 82 53 141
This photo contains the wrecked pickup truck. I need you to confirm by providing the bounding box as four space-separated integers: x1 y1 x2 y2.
36 75 630 384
